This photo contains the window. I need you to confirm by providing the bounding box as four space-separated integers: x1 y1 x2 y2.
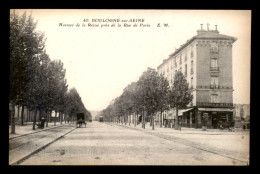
190 45 194 58
180 54 182 65
211 94 219 103
191 77 193 88
185 64 187 76
180 67 182 73
210 77 219 87
211 59 218 68
191 60 194 74
185 50 187 61
211 42 218 52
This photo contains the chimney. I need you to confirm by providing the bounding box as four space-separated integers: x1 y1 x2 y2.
207 23 210 31
215 25 218 31
197 24 206 35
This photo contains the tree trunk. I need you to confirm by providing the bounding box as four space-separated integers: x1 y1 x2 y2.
17 105 20 119
134 113 136 127
160 110 162 128
54 111 57 126
129 114 130 126
58 112 60 124
32 107 37 130
175 107 179 130
45 110 49 127
142 111 144 128
21 105 24 126
26 109 28 122
11 102 16 134
142 109 145 129
60 112 63 124
29 110 32 122
152 114 155 130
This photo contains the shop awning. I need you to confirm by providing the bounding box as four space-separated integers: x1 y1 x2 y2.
171 108 194 117
165 108 194 119
177 108 194 116
198 108 233 112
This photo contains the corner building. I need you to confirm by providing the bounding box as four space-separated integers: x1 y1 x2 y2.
157 25 237 128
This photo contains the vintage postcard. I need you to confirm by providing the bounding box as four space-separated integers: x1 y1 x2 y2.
9 9 251 166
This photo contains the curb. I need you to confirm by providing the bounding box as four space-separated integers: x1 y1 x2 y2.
10 127 77 165
9 124 66 140
105 122 248 135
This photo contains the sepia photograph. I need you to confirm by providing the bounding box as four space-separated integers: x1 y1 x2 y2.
9 9 251 166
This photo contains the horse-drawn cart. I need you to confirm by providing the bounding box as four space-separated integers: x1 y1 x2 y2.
76 113 86 128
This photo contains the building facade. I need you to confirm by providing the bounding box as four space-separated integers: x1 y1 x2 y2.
157 24 237 128
233 104 250 128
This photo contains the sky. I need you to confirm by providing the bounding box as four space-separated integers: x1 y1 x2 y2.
12 10 251 111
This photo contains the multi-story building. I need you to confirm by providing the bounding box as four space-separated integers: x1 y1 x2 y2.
157 24 237 128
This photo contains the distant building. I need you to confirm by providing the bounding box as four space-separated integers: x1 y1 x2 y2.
234 104 250 120
157 24 237 128
233 104 250 128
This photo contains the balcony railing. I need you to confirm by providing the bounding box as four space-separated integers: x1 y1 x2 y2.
210 49 219 53
210 85 220 89
210 52 219 59
210 67 219 71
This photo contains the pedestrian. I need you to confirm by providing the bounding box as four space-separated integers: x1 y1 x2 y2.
41 116 45 129
243 124 246 131
179 119 182 131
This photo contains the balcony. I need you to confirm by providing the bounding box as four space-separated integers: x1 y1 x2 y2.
210 85 220 89
210 52 219 59
210 67 219 71
210 48 219 54
210 67 220 77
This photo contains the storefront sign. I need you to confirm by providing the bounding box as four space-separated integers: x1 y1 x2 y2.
197 102 233 108
198 108 233 112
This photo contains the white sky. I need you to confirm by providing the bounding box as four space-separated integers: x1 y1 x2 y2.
13 9 251 111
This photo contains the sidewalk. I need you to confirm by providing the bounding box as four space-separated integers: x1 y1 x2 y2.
9 121 72 139
9 122 76 165
111 122 249 135
108 122 250 164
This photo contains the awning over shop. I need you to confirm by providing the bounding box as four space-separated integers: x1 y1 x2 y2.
198 108 233 112
165 108 194 119
169 108 194 117
176 108 194 116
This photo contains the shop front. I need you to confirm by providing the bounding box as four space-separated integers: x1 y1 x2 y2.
170 108 195 128
197 107 234 129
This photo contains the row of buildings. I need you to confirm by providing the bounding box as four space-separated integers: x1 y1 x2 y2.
154 24 249 129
